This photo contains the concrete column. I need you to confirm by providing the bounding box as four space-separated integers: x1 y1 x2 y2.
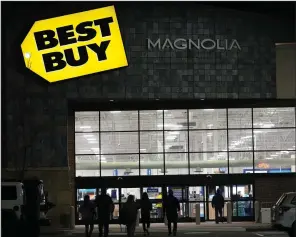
276 43 296 99
195 203 200 225
136 210 140 226
70 206 75 229
254 201 261 223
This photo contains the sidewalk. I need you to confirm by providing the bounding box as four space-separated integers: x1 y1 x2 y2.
41 222 274 235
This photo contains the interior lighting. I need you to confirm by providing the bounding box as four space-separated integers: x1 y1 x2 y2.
203 109 214 111
110 111 121 114
80 126 91 129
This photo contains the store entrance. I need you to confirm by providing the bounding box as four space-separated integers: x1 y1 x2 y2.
75 183 254 224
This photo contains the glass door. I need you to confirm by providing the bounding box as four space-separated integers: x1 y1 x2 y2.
166 186 189 221
188 186 206 221
142 187 163 222
206 185 230 221
76 188 98 221
231 184 254 221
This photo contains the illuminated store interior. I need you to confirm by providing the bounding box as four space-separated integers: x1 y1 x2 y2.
75 107 296 177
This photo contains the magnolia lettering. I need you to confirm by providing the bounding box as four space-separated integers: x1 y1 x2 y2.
147 38 241 51
34 17 113 72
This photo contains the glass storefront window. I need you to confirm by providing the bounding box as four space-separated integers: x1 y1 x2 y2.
164 131 188 152
228 129 253 151
100 111 138 131
75 112 100 132
140 131 163 153
189 187 205 201
189 202 205 218
189 130 227 152
143 187 162 199
229 152 253 174
254 151 295 172
121 188 141 202
228 108 252 128
75 155 100 177
253 129 295 151
165 153 189 175
189 152 228 174
101 132 139 154
75 133 100 155
253 107 295 128
140 153 164 176
101 154 139 177
139 110 163 131
77 189 97 201
189 109 227 129
163 110 188 130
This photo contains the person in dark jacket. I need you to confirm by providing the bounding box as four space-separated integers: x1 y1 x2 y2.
141 192 152 236
121 195 141 237
164 190 180 236
211 189 225 224
79 195 96 237
95 188 114 237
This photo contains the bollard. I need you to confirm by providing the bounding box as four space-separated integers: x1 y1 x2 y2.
195 203 200 225
226 202 232 223
69 206 75 230
254 201 260 223
136 210 140 227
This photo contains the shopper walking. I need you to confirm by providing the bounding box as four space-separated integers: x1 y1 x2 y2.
120 195 141 237
211 189 225 224
95 188 114 237
164 190 180 236
141 192 152 236
79 195 96 237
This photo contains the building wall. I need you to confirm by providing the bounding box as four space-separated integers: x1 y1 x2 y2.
2 2 295 226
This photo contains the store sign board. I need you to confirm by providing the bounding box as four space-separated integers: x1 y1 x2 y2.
21 6 128 83
147 38 241 51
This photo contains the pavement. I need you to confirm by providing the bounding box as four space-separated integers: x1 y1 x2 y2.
40 222 287 236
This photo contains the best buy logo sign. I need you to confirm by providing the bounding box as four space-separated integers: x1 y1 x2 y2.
21 6 128 83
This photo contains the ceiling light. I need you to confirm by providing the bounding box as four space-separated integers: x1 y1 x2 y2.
254 131 263 134
169 131 180 135
88 141 98 144
166 135 177 140
87 138 97 141
207 124 213 128
80 149 91 152
109 100 114 102
207 133 213 137
270 154 278 157
111 111 121 114
281 151 289 154
83 134 94 137
140 148 147 152
265 157 273 160
203 109 214 111
80 126 91 129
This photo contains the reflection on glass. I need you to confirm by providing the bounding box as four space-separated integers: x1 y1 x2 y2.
228 109 252 128
165 153 189 175
75 112 100 132
112 204 120 219
163 110 188 130
75 133 100 154
101 132 139 154
229 152 253 174
233 201 253 217
140 131 163 153
253 108 295 128
140 154 164 176
101 154 139 177
77 189 97 201
100 111 138 131
140 110 163 130
189 109 227 129
190 153 228 175
143 187 162 199
189 187 205 201
121 188 141 202
151 202 163 219
228 130 253 151
164 131 188 152
189 130 227 152
253 129 295 151
254 151 295 172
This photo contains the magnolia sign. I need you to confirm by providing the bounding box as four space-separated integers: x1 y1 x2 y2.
147 38 241 51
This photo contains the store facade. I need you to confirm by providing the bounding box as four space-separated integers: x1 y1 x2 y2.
2 2 296 225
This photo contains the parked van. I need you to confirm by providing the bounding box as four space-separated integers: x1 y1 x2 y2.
272 192 296 237
1 182 25 220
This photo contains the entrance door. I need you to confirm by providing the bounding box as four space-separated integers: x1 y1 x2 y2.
206 185 230 221
142 187 163 222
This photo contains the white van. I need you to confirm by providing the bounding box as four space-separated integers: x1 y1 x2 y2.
1 182 25 219
272 192 296 237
